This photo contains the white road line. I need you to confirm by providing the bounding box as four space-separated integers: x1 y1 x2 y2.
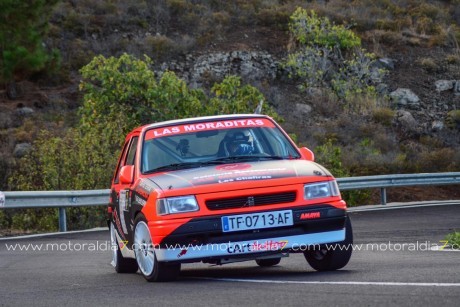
348 201 460 212
193 277 460 287
0 227 107 241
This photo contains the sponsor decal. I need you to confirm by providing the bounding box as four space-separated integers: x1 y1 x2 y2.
215 163 252 171
145 119 274 140
227 240 288 254
300 212 321 220
119 190 130 211
138 180 156 193
134 195 147 206
191 167 296 185
113 210 127 241
118 240 129 251
177 249 188 258
135 188 149 200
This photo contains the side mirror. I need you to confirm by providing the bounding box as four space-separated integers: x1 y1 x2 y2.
119 165 135 184
299 147 315 161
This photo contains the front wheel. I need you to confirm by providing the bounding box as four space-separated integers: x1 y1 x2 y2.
304 217 353 271
133 214 181 282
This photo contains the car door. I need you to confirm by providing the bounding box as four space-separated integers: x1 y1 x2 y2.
111 135 139 241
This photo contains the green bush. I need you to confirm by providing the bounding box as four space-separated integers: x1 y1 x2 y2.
415 148 458 172
285 8 386 103
314 139 349 178
313 139 371 206
289 8 361 50
11 208 58 232
256 6 291 29
418 57 439 72
445 232 460 249
372 107 395 126
446 110 460 130
143 35 176 60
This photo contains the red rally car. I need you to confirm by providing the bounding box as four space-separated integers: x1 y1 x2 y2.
109 114 353 281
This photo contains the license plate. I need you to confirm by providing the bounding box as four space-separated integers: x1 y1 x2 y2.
221 210 293 233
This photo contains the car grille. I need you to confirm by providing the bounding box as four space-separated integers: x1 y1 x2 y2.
205 192 297 210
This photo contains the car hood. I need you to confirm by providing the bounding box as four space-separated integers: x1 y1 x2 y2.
146 160 331 191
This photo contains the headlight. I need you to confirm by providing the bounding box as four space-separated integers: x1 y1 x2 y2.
157 195 199 215
304 181 340 200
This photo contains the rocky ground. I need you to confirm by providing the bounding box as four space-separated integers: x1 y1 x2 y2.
1 2 459 203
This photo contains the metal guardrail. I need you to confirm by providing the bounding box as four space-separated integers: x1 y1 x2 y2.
0 189 110 232
337 172 460 207
0 173 459 232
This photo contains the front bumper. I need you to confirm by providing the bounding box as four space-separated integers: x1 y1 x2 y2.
155 229 346 262
150 204 347 263
154 204 346 245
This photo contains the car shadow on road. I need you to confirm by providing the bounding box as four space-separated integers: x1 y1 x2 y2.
179 264 355 281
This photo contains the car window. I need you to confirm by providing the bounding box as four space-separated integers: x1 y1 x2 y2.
113 136 138 184
141 121 300 173
125 137 139 166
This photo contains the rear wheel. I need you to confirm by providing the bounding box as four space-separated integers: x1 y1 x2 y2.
110 222 138 273
304 217 353 271
255 258 281 267
133 214 181 282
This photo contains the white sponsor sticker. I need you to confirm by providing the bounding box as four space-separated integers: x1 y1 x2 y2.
0 191 5 207
119 190 129 234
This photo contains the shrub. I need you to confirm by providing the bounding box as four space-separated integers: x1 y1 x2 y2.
67 39 95 69
372 107 395 126
285 46 332 90
446 110 460 130
256 6 291 29
285 8 386 104
289 8 361 50
446 54 460 64
313 139 371 206
314 139 349 178
143 35 176 60
415 148 458 172
445 232 460 249
418 57 439 72
11 208 58 232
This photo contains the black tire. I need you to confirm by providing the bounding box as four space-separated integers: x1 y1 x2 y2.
133 214 181 282
255 258 281 267
110 222 138 273
304 216 353 271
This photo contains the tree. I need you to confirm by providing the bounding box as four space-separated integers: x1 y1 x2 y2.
77 54 281 188
0 0 59 97
9 53 282 232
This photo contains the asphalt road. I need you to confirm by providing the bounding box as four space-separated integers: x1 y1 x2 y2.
0 204 459 306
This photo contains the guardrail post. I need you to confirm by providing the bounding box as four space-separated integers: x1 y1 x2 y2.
58 207 67 232
380 188 387 205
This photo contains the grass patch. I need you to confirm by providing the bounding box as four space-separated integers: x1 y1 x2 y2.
445 232 460 250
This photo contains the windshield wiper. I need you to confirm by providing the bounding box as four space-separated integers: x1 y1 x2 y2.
209 155 289 163
144 162 203 173
209 155 260 163
144 155 298 173
255 155 288 160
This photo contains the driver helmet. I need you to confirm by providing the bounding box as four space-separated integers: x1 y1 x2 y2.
225 130 253 155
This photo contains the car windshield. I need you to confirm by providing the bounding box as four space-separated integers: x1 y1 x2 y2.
141 118 301 173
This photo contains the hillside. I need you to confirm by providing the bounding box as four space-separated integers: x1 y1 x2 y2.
1 0 460 201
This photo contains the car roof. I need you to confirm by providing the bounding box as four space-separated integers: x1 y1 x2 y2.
129 114 272 134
